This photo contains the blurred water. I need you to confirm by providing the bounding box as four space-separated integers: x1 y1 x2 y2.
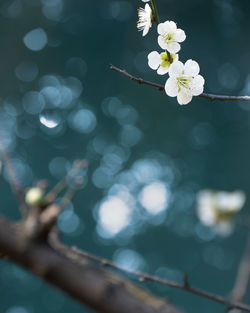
0 0 250 313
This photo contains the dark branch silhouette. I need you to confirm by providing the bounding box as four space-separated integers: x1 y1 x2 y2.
110 64 250 102
49 238 250 312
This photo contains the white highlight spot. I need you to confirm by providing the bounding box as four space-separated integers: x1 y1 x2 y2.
139 181 169 214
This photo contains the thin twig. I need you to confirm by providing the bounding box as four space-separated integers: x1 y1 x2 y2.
229 232 250 313
49 237 250 312
110 64 250 102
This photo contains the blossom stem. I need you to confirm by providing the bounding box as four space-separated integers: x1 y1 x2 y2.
151 0 160 24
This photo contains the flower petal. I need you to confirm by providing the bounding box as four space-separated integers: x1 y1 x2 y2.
167 42 180 54
184 60 200 76
165 77 178 97
169 61 184 77
191 75 205 95
145 3 151 13
157 36 168 50
157 23 166 35
164 21 177 33
148 51 161 70
142 25 150 36
157 65 169 75
177 88 193 105
174 29 186 42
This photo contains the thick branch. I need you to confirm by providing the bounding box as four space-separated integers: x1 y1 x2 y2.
0 217 183 313
110 64 250 102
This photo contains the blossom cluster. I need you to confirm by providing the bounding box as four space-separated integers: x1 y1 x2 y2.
137 1 205 105
197 190 245 236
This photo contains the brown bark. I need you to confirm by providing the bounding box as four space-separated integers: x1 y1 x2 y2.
0 217 183 313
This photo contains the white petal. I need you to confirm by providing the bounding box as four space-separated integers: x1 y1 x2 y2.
157 23 166 35
148 51 161 70
165 77 178 97
169 61 184 77
157 36 168 50
167 42 180 54
174 29 186 42
177 88 193 105
164 21 177 33
191 75 205 95
142 25 150 36
157 65 169 75
145 3 151 13
142 0 150 2
184 60 200 76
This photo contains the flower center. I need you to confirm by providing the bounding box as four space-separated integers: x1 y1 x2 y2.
160 52 176 68
161 32 174 43
176 75 193 91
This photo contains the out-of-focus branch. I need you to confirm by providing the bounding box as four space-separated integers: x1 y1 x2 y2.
49 236 250 312
110 64 250 102
229 232 250 313
0 216 184 313
0 130 28 215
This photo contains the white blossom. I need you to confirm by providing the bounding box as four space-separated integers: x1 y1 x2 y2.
165 60 205 105
197 190 245 236
141 0 150 2
137 3 152 37
148 51 178 75
157 21 186 53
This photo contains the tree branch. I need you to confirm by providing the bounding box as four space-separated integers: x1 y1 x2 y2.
0 216 183 313
229 232 250 313
49 235 250 313
110 64 250 102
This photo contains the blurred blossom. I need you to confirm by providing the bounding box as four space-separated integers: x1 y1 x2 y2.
113 248 146 271
139 181 170 215
23 28 48 51
15 61 39 83
197 190 246 236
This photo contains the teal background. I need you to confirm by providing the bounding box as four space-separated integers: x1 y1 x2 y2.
0 0 250 313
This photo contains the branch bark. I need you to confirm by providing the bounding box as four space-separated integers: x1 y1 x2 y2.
0 216 183 313
110 64 250 102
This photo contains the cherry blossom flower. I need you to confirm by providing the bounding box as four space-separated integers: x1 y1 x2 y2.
137 3 152 37
197 190 245 236
157 21 186 53
148 51 178 75
165 60 205 105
